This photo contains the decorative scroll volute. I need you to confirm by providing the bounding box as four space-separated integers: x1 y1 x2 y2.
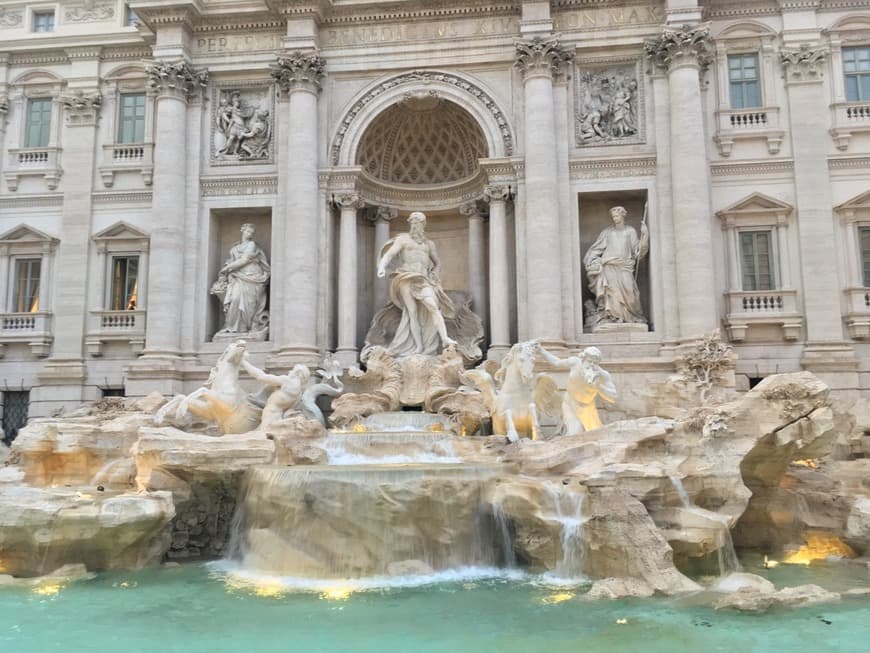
271 52 326 95
145 60 209 101
514 37 574 80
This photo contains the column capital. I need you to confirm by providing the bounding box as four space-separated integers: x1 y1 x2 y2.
335 192 365 210
367 206 398 223
272 51 326 95
61 90 101 127
145 60 208 102
514 37 573 81
483 184 512 203
459 201 484 219
781 45 827 84
644 23 713 72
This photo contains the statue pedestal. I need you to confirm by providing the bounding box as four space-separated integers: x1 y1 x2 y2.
591 322 648 334
212 330 267 343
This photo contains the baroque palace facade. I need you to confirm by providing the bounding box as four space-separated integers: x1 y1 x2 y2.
0 0 868 431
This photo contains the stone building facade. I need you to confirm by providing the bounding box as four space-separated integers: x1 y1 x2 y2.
0 0 868 429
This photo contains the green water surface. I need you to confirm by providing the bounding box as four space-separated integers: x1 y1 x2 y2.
1 562 869 653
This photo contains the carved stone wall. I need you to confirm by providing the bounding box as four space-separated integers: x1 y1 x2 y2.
575 61 645 147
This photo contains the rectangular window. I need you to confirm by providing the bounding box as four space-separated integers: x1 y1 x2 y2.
728 53 761 109
739 231 775 291
860 227 870 287
117 93 146 144
25 98 52 148
32 10 55 33
124 5 138 27
110 255 139 310
844 47 870 102
13 258 41 313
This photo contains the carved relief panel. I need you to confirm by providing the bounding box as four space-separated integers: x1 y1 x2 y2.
210 84 275 165
575 61 645 147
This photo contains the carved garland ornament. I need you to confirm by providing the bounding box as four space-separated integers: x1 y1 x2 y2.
781 45 827 83
0 8 23 27
644 23 714 71
61 91 102 124
271 53 326 95
145 61 209 101
330 71 513 165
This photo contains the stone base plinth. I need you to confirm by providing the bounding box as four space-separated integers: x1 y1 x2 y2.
591 322 649 334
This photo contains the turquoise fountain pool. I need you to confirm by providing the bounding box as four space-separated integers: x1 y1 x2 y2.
3 561 870 653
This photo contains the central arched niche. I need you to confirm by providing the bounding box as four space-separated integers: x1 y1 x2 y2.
356 95 489 186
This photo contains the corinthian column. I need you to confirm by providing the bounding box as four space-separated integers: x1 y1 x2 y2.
515 37 572 344
484 184 512 359
335 192 364 366
272 52 325 366
369 206 397 311
645 25 717 340
781 46 852 364
460 202 488 336
141 61 207 360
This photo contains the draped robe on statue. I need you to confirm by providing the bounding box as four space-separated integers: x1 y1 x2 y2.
220 240 270 333
583 225 647 324
380 235 456 357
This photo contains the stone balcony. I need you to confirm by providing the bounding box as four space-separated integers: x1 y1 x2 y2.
830 102 870 151
844 287 870 339
713 107 785 157
85 310 146 356
4 147 62 191
98 143 154 188
723 289 803 341
0 311 53 356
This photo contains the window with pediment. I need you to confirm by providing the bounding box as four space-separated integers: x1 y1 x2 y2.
98 65 154 187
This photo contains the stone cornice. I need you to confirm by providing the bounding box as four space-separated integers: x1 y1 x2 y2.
515 37 574 80
92 191 154 204
0 194 64 209
710 160 794 177
145 60 208 101
200 175 278 197
569 156 657 179
324 2 516 25
271 52 326 95
644 23 714 72
781 44 827 83
9 52 70 66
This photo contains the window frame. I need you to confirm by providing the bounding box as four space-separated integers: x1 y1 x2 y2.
108 254 140 311
843 45 870 102
728 52 762 109
11 257 42 314
24 97 53 149
738 228 778 291
117 92 147 144
31 9 55 33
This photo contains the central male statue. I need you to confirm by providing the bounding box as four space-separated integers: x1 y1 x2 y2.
376 212 457 357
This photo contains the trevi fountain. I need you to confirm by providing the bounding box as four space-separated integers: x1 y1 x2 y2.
2 212 870 652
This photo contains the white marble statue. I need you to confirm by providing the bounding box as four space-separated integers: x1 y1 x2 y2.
243 357 342 428
537 345 617 434
155 340 261 434
462 340 560 442
376 211 458 356
210 223 270 340
583 205 649 326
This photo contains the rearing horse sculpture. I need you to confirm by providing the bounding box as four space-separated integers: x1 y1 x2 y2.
155 340 261 434
462 340 560 442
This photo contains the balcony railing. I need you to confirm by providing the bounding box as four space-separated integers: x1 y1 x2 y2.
86 309 146 356
845 287 870 339
724 289 802 341
0 311 53 356
4 147 62 191
99 142 153 187
714 107 784 157
830 102 870 150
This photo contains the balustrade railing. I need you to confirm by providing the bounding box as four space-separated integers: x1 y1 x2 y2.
89 310 145 335
729 111 768 129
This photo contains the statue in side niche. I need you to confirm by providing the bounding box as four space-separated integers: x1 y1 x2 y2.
583 205 649 327
537 345 617 434
210 223 270 340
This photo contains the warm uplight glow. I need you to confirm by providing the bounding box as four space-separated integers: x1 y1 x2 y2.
253 582 286 598
426 423 444 433
352 424 368 433
784 532 856 565
320 586 353 601
32 582 63 596
29 296 39 313
540 591 574 604
616 618 628 625
762 555 779 569
792 459 818 469
460 426 467 437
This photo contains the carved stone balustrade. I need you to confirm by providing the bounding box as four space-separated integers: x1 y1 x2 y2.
5 147 62 191
0 311 53 356
99 142 154 187
830 102 870 151
724 289 802 342
714 106 784 157
86 309 146 356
